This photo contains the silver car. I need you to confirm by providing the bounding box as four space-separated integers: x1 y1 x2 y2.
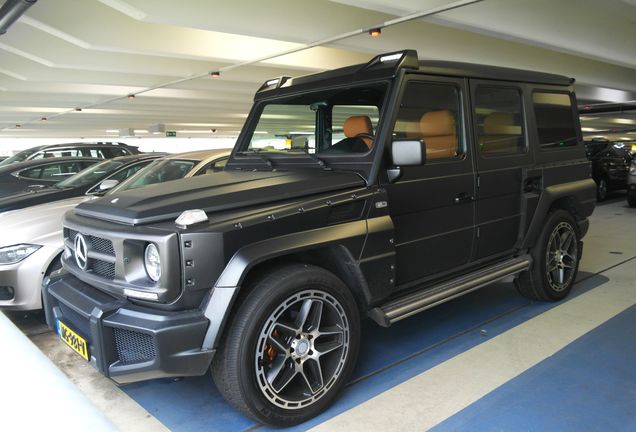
0 149 231 310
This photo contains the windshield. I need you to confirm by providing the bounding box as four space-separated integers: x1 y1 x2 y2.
240 83 386 157
0 149 36 166
108 159 196 193
55 159 125 188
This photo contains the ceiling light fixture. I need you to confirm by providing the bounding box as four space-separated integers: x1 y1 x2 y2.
127 94 136 100
41 117 47 121
369 28 382 37
75 107 82 112
210 71 221 78
15 124 21 128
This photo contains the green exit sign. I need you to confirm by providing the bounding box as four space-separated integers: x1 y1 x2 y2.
166 131 177 137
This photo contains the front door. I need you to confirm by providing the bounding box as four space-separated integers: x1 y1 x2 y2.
383 76 476 289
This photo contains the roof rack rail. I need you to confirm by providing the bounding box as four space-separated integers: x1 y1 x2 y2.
361 49 420 72
257 76 293 93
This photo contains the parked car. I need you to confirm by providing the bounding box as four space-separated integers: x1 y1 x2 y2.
627 159 636 207
0 142 139 167
585 139 633 201
0 149 231 311
0 153 164 214
0 157 101 198
43 51 595 426
0 156 8 162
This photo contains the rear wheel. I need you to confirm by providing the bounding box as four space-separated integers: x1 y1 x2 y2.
516 210 580 301
211 264 360 427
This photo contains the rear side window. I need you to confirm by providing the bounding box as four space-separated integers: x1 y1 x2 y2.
474 86 525 156
533 92 579 150
18 161 84 180
85 148 107 158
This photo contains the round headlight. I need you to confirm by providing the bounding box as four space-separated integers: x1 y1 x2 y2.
144 243 161 282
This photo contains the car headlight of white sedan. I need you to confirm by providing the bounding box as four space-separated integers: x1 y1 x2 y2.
0 244 41 265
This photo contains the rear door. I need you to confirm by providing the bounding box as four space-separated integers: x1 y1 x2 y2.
383 76 476 288
470 80 533 260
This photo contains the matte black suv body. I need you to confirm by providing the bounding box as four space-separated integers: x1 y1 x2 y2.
44 50 595 426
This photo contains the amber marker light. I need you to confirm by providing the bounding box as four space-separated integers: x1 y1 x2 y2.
369 28 382 37
127 94 136 100
210 71 221 78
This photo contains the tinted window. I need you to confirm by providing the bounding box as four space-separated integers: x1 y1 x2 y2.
19 161 85 180
533 92 578 149
55 159 125 188
32 149 83 159
197 157 229 175
110 159 196 192
85 148 107 158
393 82 463 161
474 87 525 156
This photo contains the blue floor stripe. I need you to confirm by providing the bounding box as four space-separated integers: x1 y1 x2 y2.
432 304 636 432
120 272 609 432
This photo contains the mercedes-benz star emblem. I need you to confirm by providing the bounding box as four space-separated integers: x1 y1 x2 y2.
74 233 88 270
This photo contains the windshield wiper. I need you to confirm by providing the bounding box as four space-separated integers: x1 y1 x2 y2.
236 150 275 170
280 149 331 170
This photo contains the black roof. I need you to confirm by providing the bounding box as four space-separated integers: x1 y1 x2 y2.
256 50 573 100
23 142 138 152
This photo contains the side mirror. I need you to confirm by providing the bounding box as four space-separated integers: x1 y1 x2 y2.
98 179 119 191
388 139 426 183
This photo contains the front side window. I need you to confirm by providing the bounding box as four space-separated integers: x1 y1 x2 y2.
474 86 525 156
392 82 464 161
55 159 125 188
242 83 386 157
533 92 578 150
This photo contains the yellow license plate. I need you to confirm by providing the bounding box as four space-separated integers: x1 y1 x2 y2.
57 320 89 360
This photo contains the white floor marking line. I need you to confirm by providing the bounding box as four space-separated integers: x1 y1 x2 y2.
312 262 636 432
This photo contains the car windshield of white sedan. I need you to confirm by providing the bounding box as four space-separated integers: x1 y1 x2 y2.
242 84 385 156
109 159 195 192
55 160 125 188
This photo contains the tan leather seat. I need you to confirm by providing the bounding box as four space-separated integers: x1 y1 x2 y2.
343 115 374 149
419 110 457 160
480 112 522 152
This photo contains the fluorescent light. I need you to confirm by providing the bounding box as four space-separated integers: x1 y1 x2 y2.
266 79 279 86
105 129 119 133
134 129 148 133
612 118 636 125
581 127 601 132
579 116 599 121
254 131 268 134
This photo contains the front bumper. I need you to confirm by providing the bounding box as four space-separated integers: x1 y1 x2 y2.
43 271 214 384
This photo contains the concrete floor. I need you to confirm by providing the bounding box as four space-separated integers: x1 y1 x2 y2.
6 193 636 431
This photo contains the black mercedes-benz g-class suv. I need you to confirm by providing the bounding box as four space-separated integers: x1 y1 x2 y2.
44 50 595 426
584 138 633 201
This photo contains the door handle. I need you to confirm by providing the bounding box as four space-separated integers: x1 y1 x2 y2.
454 193 474 204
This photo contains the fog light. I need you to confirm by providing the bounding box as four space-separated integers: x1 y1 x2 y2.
0 286 15 301
144 243 161 282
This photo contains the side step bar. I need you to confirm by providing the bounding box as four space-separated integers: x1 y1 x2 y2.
369 255 532 327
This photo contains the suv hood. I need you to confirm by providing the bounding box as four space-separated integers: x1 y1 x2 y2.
74 170 365 225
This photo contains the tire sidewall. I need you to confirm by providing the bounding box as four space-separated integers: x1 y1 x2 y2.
231 265 360 426
533 210 580 301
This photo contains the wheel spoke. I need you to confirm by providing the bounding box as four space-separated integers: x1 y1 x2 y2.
316 339 344 356
295 299 314 331
558 268 565 284
267 334 288 354
298 369 316 395
270 360 297 393
303 358 324 394
274 321 298 337
304 300 323 333
560 230 574 251
316 325 343 339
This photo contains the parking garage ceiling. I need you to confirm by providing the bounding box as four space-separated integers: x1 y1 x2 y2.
0 0 635 140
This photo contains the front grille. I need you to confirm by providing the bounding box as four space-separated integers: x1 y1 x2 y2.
91 261 115 279
113 327 156 364
65 228 116 279
65 228 114 256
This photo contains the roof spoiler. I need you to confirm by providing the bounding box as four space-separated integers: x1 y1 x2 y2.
361 49 420 73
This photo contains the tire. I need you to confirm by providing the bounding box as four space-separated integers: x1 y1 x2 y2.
516 210 580 301
211 264 360 426
596 177 608 201
628 193 636 208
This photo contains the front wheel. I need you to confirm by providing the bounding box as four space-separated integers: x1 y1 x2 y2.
516 210 580 301
211 264 360 427
627 192 636 207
